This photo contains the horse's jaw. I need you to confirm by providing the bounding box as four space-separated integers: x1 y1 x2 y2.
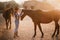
21 18 23 20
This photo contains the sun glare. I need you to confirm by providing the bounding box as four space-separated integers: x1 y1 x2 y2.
14 0 28 4
0 0 11 2
0 0 28 4
0 0 60 10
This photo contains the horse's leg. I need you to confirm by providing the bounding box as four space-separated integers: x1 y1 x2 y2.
33 22 37 38
9 18 11 29
56 22 59 37
7 19 10 29
52 21 58 37
38 23 44 38
5 19 8 30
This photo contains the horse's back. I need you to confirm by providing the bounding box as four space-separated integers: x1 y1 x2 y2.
32 10 60 23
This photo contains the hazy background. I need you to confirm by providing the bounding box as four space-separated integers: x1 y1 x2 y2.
0 0 60 10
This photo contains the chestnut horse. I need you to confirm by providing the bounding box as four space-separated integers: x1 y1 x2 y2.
21 9 60 38
3 8 14 30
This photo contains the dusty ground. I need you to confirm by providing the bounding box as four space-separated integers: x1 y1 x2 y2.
0 14 60 40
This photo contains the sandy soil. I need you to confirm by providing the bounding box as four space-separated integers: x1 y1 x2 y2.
0 15 60 40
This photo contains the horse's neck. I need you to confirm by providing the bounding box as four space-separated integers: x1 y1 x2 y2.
26 10 44 18
27 11 35 19
27 10 46 19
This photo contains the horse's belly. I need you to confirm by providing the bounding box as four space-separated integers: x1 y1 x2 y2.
40 16 53 23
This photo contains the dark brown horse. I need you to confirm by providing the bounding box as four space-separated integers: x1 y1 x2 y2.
3 8 14 30
21 9 60 38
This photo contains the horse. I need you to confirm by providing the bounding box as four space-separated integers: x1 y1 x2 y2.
3 8 14 30
21 9 60 38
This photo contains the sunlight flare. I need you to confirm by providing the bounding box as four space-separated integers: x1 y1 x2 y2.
14 0 28 4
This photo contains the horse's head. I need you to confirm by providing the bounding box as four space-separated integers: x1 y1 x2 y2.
21 9 27 20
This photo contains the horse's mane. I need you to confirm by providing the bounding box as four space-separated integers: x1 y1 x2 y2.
23 9 43 14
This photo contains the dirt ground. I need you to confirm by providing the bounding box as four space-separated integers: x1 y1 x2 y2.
0 14 60 40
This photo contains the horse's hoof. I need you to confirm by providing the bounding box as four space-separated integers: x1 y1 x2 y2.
41 33 44 38
52 35 54 38
32 36 35 38
32 38 35 40
41 36 43 38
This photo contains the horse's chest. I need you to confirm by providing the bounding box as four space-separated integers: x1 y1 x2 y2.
3 12 11 19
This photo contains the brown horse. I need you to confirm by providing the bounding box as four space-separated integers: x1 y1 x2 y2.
3 8 14 30
21 9 60 38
